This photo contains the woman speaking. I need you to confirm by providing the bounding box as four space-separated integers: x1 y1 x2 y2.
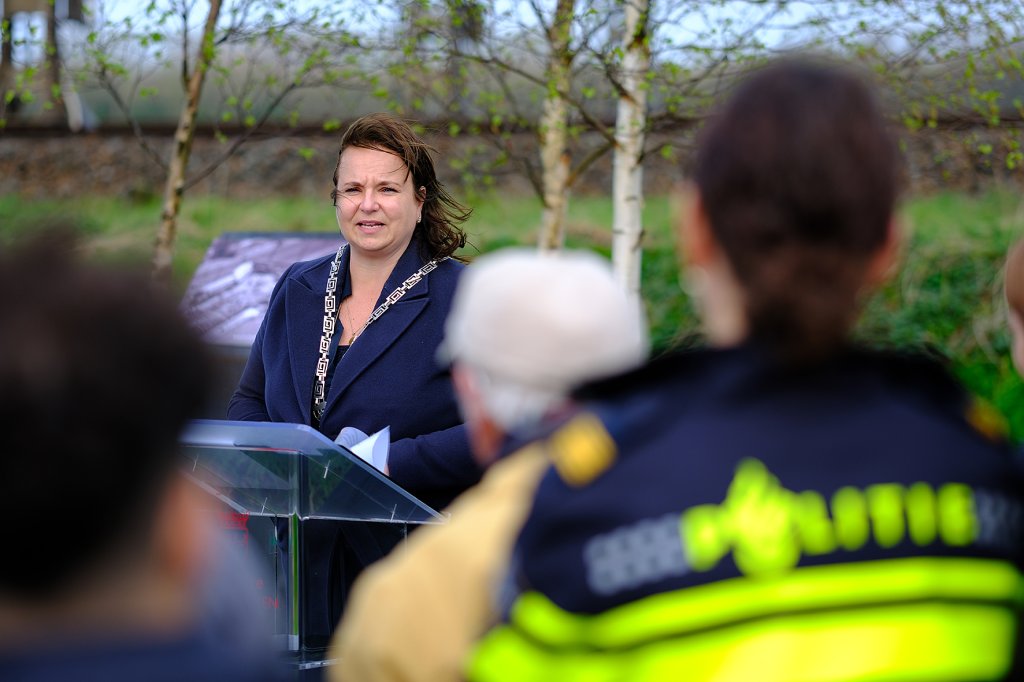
228 113 479 512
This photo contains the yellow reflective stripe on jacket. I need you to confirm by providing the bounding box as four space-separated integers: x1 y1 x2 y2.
468 558 1024 682
508 557 1022 648
470 602 1016 682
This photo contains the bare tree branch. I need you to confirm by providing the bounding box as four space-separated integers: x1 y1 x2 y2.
96 69 168 170
183 81 298 190
566 138 614 188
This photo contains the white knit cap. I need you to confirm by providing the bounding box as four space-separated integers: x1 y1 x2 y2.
438 248 649 429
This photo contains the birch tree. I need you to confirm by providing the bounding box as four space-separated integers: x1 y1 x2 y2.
375 0 621 250
610 0 649 294
376 0 1022 291
536 0 574 251
10 1 1023 279
381 0 797 258
153 0 221 283
814 0 1024 178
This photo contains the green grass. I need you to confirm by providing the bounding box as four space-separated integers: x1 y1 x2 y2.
859 191 1024 442
2 189 1022 441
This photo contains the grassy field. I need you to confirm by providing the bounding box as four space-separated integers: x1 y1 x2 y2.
1 189 1022 440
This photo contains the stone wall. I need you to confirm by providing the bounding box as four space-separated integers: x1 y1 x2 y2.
1 125 1022 201
0 131 339 200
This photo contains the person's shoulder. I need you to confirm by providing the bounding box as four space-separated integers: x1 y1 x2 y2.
0 633 288 682
853 345 960 394
432 255 465 281
853 345 1012 446
436 255 466 272
264 250 338 298
574 346 711 402
424 256 465 302
501 407 621 494
284 251 338 280
497 350 716 492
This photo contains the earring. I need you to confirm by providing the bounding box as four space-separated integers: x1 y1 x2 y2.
417 215 422 223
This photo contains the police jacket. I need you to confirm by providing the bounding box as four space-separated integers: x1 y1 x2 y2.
469 343 1024 682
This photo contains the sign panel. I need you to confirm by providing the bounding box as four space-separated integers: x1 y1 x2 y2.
182 232 340 348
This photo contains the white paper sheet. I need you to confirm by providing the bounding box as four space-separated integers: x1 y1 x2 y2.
349 426 390 473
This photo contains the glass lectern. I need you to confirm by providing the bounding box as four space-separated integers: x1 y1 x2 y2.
180 419 444 671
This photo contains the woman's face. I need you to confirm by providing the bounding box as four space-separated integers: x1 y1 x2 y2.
334 146 424 262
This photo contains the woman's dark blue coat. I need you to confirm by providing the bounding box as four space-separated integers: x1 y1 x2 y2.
227 239 480 511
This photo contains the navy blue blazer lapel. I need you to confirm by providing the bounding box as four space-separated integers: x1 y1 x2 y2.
323 242 432 413
285 248 347 425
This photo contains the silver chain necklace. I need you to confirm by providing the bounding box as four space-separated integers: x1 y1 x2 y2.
312 244 447 423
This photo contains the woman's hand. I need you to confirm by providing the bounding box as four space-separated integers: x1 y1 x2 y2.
335 426 369 448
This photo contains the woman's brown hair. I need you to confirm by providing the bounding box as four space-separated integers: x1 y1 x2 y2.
333 112 469 260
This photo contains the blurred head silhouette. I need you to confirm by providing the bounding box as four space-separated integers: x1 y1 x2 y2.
439 248 648 465
0 227 211 608
680 58 901 363
0 228 279 680
1005 239 1024 376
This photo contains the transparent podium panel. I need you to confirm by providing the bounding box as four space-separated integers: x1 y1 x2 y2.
180 420 444 669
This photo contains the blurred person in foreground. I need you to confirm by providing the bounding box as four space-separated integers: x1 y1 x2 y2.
229 112 478 512
1005 239 1024 378
328 248 648 682
0 230 283 682
468 59 1024 682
